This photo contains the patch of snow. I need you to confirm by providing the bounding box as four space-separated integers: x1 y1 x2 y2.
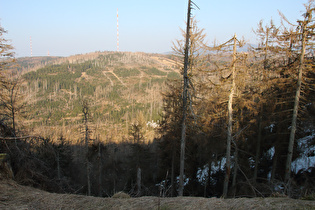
266 147 275 181
146 120 159 128
274 183 285 192
265 124 275 132
219 157 226 171
267 171 271 180
267 147 275 158
156 179 168 190
196 157 227 186
292 156 315 173
304 127 313 133
248 157 255 168
197 164 209 185
176 175 189 186
291 132 315 173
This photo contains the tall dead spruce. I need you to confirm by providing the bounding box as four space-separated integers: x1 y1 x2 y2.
178 0 199 197
281 0 315 183
222 35 241 198
206 34 245 198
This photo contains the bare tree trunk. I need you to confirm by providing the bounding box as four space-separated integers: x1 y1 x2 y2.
179 0 192 197
10 82 17 136
56 150 61 180
271 147 278 183
11 108 15 136
98 141 102 197
171 148 175 197
86 161 91 196
204 163 210 197
253 115 262 183
74 84 77 100
232 146 238 197
223 34 237 198
83 101 91 196
284 23 306 183
137 167 141 196
150 83 153 120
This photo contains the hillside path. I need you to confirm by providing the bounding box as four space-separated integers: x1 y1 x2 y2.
102 71 114 86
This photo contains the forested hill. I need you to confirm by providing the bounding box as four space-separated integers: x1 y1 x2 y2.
2 0 315 200
18 51 180 142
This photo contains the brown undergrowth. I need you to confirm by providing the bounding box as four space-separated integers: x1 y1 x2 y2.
0 178 314 210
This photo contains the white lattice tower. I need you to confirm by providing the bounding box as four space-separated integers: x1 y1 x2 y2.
30 36 32 57
117 8 119 52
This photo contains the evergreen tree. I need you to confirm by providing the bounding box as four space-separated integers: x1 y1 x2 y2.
0 24 19 136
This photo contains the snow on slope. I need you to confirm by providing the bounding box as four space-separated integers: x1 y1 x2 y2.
291 131 315 173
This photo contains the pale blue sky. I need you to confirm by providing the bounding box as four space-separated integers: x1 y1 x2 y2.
0 0 307 57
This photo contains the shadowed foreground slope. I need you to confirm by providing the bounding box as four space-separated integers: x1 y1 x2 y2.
0 179 314 210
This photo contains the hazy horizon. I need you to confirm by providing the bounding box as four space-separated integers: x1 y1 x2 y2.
1 0 305 57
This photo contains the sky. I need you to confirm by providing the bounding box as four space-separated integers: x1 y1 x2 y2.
0 0 308 57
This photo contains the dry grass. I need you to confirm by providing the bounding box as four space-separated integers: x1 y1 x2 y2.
111 192 131 199
0 178 314 210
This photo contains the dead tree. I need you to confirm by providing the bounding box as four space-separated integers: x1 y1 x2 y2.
178 0 192 197
206 34 245 198
178 0 202 197
282 1 315 183
223 34 237 198
82 99 91 196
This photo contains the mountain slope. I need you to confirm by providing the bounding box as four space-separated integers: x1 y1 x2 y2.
18 51 181 143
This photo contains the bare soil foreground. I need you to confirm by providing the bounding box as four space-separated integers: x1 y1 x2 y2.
1 180 314 210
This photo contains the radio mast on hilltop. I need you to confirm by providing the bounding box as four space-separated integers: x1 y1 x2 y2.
117 8 119 52
30 36 32 57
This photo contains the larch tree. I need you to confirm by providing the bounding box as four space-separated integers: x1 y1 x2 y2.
0 25 25 137
205 34 246 198
280 0 315 183
253 19 280 70
0 77 26 136
0 24 15 90
223 35 243 198
251 19 280 183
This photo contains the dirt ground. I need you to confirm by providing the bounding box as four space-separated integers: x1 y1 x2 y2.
0 179 314 210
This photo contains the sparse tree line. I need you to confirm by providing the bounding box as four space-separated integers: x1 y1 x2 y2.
0 0 315 199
